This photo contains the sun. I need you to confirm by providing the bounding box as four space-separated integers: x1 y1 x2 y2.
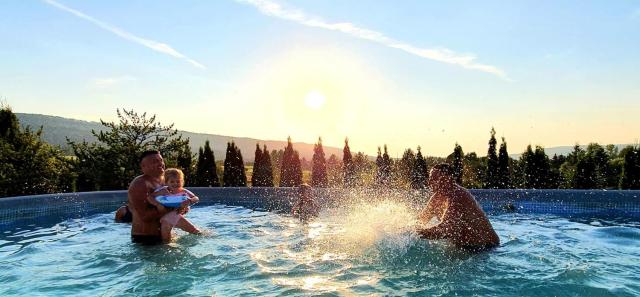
304 91 326 110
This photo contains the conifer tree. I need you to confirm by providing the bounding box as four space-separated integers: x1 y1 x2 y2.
451 143 464 184
280 137 302 187
176 139 193 185
497 137 511 188
375 146 384 185
261 145 274 187
620 147 640 189
485 128 499 189
195 140 219 187
223 141 247 187
399 148 416 185
311 137 328 187
411 147 428 189
381 144 392 185
343 138 355 187
251 143 263 186
326 154 341 187
521 145 553 188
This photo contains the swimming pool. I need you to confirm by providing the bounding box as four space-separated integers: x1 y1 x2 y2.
1 189 639 296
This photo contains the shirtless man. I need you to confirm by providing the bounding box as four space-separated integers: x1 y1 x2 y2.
128 150 172 244
417 163 499 251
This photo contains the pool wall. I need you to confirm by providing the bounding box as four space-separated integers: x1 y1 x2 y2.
0 188 638 230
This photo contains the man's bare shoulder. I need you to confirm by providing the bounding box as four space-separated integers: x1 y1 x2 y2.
129 175 148 188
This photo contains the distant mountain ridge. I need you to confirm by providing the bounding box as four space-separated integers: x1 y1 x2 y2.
16 113 344 162
16 113 634 161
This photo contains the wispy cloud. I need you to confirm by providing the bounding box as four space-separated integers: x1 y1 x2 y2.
42 0 205 69
90 75 137 89
236 0 509 81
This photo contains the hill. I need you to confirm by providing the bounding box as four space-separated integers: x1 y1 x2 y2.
16 113 344 162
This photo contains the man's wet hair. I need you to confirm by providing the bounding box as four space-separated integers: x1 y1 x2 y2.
139 150 161 163
432 163 453 176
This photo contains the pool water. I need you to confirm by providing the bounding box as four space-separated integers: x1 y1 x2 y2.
1 201 639 296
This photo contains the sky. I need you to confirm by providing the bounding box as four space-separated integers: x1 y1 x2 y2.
0 0 639 157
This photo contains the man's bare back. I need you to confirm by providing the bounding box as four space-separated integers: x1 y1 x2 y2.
417 164 499 251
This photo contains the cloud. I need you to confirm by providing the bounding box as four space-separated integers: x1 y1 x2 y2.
43 0 206 69
236 0 510 80
90 75 137 88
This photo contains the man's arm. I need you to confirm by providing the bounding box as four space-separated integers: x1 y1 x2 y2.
128 179 167 222
417 199 456 239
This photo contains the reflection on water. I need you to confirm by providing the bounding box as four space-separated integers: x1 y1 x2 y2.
0 202 639 296
253 199 432 294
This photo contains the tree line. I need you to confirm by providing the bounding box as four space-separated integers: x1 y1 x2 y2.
1 106 639 198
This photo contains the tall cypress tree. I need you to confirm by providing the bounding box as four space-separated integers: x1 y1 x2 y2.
195 140 219 187
498 137 511 188
399 148 416 185
485 128 499 189
411 146 428 189
176 139 194 185
311 137 328 187
620 147 640 189
381 144 392 185
451 143 464 185
343 138 355 187
280 137 302 187
261 144 274 187
375 146 384 185
251 143 263 187
223 141 247 187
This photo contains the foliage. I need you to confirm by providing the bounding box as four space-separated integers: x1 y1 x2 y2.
68 109 188 190
223 141 247 187
251 143 274 187
0 106 74 197
280 137 302 187
311 138 328 187
484 128 500 188
342 138 356 187
411 147 428 189
194 140 219 187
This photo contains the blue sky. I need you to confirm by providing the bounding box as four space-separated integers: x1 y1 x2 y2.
1 0 639 157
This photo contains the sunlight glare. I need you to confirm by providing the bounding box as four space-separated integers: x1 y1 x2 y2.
304 91 326 109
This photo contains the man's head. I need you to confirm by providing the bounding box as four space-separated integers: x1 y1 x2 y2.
140 150 164 177
428 163 455 191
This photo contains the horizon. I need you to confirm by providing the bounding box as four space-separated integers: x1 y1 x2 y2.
1 1 639 157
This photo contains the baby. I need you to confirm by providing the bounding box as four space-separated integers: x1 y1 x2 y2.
148 168 201 243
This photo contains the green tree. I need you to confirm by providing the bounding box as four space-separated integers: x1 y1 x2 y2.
280 137 302 187
223 141 247 187
520 145 554 188
497 137 511 188
311 137 328 187
484 128 500 188
176 139 194 185
194 140 219 187
343 138 356 187
251 143 263 186
397 148 416 187
68 109 187 190
620 146 640 189
0 105 74 197
411 147 428 189
381 144 392 185
448 143 464 184
326 154 342 187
